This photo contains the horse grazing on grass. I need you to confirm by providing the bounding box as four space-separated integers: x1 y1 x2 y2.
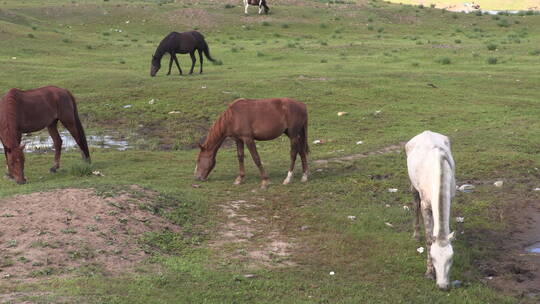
195 98 309 189
244 0 270 15
0 86 90 184
150 31 215 77
406 130 456 290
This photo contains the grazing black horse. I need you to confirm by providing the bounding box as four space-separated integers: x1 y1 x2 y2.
150 31 215 77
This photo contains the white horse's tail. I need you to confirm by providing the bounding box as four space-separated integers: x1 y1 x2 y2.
431 148 451 240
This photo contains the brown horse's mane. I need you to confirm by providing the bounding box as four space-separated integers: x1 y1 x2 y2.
202 106 233 150
0 89 19 148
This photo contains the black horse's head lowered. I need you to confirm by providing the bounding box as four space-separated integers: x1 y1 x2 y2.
150 55 161 77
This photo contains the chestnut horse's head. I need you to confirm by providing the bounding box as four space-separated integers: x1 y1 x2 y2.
430 232 455 291
194 144 216 181
150 55 161 77
5 144 26 184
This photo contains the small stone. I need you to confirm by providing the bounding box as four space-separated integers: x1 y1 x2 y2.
385 222 394 228
493 180 503 187
455 217 464 223
356 140 363 145
347 215 356 220
168 111 181 114
11 57 16 60
148 99 155 105
300 225 310 231
329 271 335 276
388 188 398 193
451 280 462 288
533 187 540 191
191 184 201 188
312 139 323 144
458 184 475 192
417 247 424 254
337 111 348 116
123 104 132 108
244 274 256 279
403 206 410 211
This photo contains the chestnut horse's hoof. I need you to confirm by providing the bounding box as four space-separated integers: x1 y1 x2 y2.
300 173 308 183
49 167 57 173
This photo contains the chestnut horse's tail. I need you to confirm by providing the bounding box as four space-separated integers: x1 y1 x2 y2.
67 91 91 162
298 118 310 155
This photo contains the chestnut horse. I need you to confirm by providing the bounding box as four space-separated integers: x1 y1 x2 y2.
195 98 308 189
0 86 90 184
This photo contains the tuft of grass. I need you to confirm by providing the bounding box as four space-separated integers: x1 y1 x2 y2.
487 57 498 64
256 51 265 57
27 33 35 38
62 38 71 43
261 21 270 26
529 49 540 56
211 59 223 65
69 162 93 177
454 39 461 44
223 3 234 9
281 23 289 29
497 19 510 27
486 43 497 51
437 57 451 65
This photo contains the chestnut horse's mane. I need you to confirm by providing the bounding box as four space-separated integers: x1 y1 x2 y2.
0 90 19 148
202 106 234 150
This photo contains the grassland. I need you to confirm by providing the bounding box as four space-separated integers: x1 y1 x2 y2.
1 0 540 303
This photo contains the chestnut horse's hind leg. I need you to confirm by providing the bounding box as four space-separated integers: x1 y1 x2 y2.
189 52 196 74
172 54 182 75
233 139 245 185
47 123 62 173
283 137 298 185
244 138 269 189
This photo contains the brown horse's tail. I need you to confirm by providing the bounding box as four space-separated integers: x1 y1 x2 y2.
298 118 310 155
67 91 91 163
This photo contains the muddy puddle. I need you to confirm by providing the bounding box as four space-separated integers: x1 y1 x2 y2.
9 131 132 152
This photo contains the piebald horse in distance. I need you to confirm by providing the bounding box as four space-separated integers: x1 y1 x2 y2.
195 98 308 189
244 0 270 15
0 86 90 184
406 130 456 290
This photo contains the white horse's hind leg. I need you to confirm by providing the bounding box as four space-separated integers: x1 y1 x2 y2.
259 5 263 14
244 0 249 14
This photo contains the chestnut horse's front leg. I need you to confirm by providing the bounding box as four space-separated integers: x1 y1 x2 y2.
2 143 13 179
244 138 269 189
47 124 62 173
233 139 245 185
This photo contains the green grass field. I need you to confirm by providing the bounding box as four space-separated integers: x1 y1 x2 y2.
1 0 539 303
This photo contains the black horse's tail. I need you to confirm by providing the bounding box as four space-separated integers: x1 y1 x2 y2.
67 91 91 162
200 37 215 62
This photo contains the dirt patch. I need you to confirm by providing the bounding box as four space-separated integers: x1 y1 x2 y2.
479 201 540 301
210 199 295 268
314 142 406 166
0 187 179 281
165 8 218 27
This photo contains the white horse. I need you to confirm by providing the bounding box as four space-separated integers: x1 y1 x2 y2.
406 131 456 290
243 0 269 15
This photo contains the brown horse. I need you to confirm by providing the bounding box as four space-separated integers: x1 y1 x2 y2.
0 86 90 184
195 98 309 189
